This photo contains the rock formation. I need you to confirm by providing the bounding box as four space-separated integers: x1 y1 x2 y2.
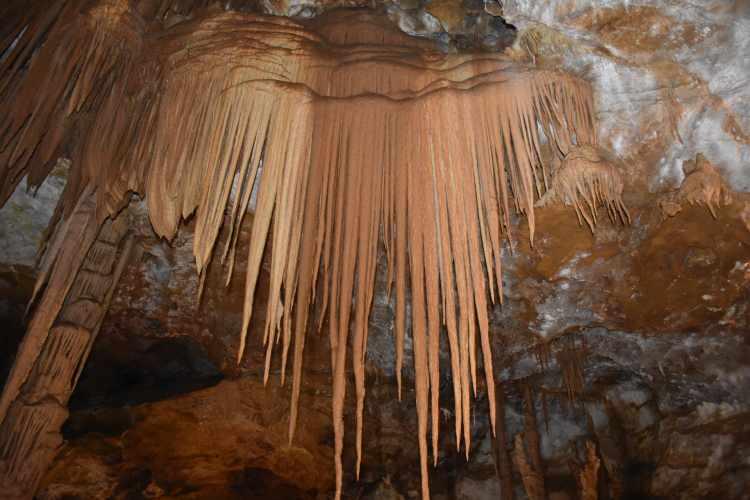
0 2 621 498
0 197 134 497
0 1 748 499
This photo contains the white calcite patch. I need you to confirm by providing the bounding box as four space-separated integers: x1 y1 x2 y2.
504 0 750 192
657 105 750 191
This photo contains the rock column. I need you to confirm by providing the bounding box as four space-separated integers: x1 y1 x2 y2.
0 194 134 498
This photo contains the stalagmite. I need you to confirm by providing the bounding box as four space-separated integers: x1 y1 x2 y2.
0 3 610 498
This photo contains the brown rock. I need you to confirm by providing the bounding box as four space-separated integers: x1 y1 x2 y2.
425 0 465 33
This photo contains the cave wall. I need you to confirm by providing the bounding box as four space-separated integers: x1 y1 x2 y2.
0 1 749 499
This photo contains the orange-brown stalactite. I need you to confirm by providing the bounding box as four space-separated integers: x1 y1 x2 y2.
579 441 601 500
659 153 734 218
536 145 630 231
521 383 546 497
492 382 515 500
534 340 551 372
513 433 546 500
0 4 621 499
557 335 587 402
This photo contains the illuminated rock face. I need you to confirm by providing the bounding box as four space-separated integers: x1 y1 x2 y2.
1 2 749 500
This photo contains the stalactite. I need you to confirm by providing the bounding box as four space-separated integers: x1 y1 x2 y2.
534 340 551 372
491 382 515 500
521 383 546 496
659 153 733 218
556 335 587 402
537 145 630 232
679 154 734 217
513 433 546 500
0 0 144 208
579 441 601 500
0 5 606 499
541 389 550 433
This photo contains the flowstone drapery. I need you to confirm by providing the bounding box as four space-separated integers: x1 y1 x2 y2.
0 2 627 498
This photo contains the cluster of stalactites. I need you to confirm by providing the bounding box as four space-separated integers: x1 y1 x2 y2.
0 4 608 500
0 0 141 206
659 153 733 219
536 144 630 231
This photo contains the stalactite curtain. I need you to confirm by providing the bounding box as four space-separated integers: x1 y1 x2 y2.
0 3 612 499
